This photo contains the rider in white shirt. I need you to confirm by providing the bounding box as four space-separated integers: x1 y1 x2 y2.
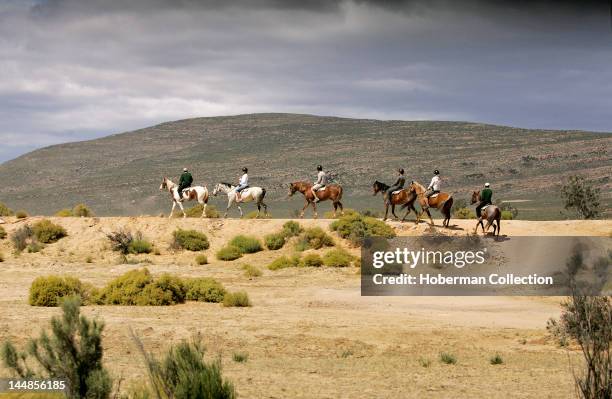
425 169 441 199
235 167 249 202
311 165 328 202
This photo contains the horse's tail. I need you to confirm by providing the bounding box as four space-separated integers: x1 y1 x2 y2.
260 188 267 201
337 185 343 201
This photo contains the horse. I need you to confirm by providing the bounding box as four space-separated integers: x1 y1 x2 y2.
471 191 501 236
372 180 418 221
212 182 268 218
402 181 453 227
288 181 343 218
159 177 209 218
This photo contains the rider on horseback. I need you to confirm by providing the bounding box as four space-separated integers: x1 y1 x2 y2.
385 168 406 203
476 182 493 219
178 167 193 200
235 167 249 203
425 169 441 200
311 165 327 203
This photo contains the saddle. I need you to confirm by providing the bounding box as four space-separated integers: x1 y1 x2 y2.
429 193 439 199
481 205 490 211
315 186 326 192
391 189 403 195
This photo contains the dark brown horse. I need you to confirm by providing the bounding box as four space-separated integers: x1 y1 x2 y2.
471 191 501 236
403 181 453 227
288 181 344 218
372 181 418 221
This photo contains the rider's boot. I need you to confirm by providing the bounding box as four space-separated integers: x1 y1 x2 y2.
312 192 319 203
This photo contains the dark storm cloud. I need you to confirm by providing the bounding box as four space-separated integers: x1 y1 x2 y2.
0 0 610 162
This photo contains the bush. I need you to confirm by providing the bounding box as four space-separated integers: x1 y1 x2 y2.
1 297 112 399
323 248 355 267
185 278 226 303
242 264 262 278
267 255 301 270
174 204 220 218
11 225 34 252
195 254 208 265
107 230 136 255
128 239 153 254
498 202 519 219
229 235 262 254
54 208 73 217
501 210 514 220
29 275 87 307
300 253 323 267
454 207 476 219
73 203 93 217
0 202 13 216
440 352 457 365
281 221 303 238
264 232 286 250
0 226 6 240
299 227 334 250
490 354 504 365
562 175 601 219
32 220 67 243
135 336 235 399
172 229 210 251
330 212 395 246
27 242 44 253
216 245 243 261
95 269 186 306
232 352 248 363
15 210 28 219
223 291 251 307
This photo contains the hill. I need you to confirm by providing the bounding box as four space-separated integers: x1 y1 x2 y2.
0 113 610 218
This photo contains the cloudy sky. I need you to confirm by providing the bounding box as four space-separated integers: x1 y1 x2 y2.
1 0 611 162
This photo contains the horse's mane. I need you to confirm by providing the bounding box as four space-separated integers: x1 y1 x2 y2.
411 181 426 193
374 180 390 190
220 182 235 188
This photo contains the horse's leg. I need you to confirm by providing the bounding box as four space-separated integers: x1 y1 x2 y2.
332 202 338 218
496 216 501 237
300 200 309 218
312 201 318 219
383 203 389 221
238 205 243 218
178 201 186 218
224 198 232 218
426 208 434 225
169 202 176 218
392 204 399 220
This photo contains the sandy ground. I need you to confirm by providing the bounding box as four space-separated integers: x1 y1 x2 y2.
0 216 610 398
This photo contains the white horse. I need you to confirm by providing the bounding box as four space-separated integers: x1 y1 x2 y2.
212 182 268 218
159 177 209 218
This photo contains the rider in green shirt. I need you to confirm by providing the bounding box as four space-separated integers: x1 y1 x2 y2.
178 168 193 200
476 183 493 218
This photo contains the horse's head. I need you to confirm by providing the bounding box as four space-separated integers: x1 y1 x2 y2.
159 178 167 191
212 183 220 196
470 191 479 204
372 181 383 196
408 181 417 193
288 182 298 197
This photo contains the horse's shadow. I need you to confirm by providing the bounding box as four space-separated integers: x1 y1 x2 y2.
482 233 511 242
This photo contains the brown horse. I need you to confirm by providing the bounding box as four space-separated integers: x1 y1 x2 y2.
372 181 418 221
471 191 501 236
403 181 453 227
288 181 344 218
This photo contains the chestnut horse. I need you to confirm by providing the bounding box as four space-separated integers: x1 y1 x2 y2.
288 181 344 218
372 181 418 221
471 191 501 236
403 181 453 227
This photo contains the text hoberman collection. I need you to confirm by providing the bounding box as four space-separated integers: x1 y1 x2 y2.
372 273 555 286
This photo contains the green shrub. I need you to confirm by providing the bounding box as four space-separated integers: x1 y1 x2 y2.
185 278 226 303
195 254 208 265
29 275 86 306
264 232 286 250
27 242 43 253
267 255 301 270
174 204 220 218
418 357 432 368
223 291 251 307
94 269 187 306
0 202 13 216
31 220 67 244
561 175 601 219
440 352 457 365
172 229 210 251
323 248 355 267
281 221 303 238
300 253 323 267
299 227 334 250
72 203 93 217
229 235 262 254
330 212 395 246
128 239 153 254
136 336 235 399
11 225 34 252
106 230 136 254
454 207 476 219
501 210 513 220
0 226 6 240
232 352 248 363
54 208 73 217
216 245 243 261
1 297 112 399
15 210 28 219
490 354 504 365
242 264 262 278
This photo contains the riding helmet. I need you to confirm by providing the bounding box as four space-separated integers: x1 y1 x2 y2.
484 182 490 187
317 165 323 171
183 167 188 172
242 167 248 173
398 168 404 174
433 169 439 175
